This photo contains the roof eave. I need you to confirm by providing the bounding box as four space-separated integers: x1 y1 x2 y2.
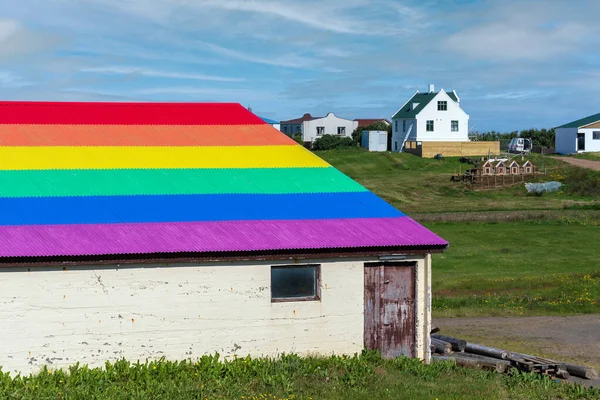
0 245 449 268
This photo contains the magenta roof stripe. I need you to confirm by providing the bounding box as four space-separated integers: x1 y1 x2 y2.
0 217 447 257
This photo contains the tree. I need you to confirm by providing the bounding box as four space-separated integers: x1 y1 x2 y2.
351 121 392 147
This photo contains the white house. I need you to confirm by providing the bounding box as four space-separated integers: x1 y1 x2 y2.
555 113 600 154
391 84 470 152
280 112 358 144
0 100 448 376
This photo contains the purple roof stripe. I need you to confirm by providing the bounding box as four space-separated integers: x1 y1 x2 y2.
0 217 447 257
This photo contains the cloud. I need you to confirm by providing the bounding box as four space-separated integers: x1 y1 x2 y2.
0 71 33 88
81 66 246 82
478 91 551 100
199 41 320 69
0 19 61 59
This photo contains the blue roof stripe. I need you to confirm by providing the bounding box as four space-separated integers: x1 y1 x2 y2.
0 192 403 226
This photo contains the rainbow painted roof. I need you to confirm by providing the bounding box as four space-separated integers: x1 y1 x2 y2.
0 101 447 261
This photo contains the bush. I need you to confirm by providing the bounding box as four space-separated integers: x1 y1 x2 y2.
564 167 600 196
312 135 356 151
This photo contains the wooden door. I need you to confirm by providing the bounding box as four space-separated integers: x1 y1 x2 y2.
364 262 416 358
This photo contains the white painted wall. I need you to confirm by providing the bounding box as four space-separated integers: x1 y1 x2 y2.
579 128 600 153
362 131 388 152
413 91 469 142
392 119 417 152
303 113 358 143
555 127 578 154
0 256 430 376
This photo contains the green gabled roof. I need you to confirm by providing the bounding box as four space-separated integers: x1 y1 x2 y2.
392 91 457 119
557 112 600 129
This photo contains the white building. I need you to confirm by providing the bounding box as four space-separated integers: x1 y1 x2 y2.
555 113 600 154
280 112 358 144
0 100 448 376
391 84 470 152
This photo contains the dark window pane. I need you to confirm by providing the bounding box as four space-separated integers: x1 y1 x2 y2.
271 266 317 299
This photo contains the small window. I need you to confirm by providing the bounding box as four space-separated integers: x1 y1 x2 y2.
317 126 325 135
451 120 459 132
438 101 447 111
426 120 434 132
271 265 319 302
394 141 398 151
337 126 346 136
283 126 288 134
394 120 398 132
403 120 406 132
296 126 301 133
593 131 600 140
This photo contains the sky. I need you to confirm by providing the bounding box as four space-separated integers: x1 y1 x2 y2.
1 0 598 132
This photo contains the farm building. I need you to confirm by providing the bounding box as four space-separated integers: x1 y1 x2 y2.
392 84 499 158
280 112 357 144
361 130 388 152
555 112 600 154
0 101 448 376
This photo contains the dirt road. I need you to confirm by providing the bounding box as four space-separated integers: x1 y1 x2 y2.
434 315 600 387
557 157 600 170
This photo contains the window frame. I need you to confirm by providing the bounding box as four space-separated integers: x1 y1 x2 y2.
426 120 434 132
437 101 447 111
316 126 325 136
337 126 346 136
403 120 407 132
593 131 600 140
451 120 459 132
271 264 321 303
394 120 398 132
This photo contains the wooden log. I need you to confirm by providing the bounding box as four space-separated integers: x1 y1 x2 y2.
465 342 509 360
563 363 599 380
431 334 467 352
555 369 571 380
431 338 452 354
430 344 436 354
453 353 510 373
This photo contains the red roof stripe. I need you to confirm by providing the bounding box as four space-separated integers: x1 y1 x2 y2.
0 102 265 125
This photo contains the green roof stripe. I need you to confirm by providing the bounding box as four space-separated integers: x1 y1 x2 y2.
557 112 600 129
0 167 367 198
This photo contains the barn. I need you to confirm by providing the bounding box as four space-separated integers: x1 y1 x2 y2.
0 101 448 376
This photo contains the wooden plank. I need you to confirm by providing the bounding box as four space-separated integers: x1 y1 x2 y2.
381 264 416 358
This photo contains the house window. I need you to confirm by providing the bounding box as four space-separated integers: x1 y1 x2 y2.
337 126 346 136
438 101 447 111
593 131 600 140
394 120 398 132
403 120 406 132
426 120 434 132
316 126 325 135
296 126 301 133
271 265 320 302
451 120 459 132
283 126 288 134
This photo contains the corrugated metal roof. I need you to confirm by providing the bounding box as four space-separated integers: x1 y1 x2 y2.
556 112 600 129
0 101 448 261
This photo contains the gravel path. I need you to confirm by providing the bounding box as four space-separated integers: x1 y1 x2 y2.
434 315 600 387
556 157 600 170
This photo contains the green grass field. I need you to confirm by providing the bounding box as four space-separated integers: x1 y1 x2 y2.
317 149 600 317
572 152 600 162
2 354 598 400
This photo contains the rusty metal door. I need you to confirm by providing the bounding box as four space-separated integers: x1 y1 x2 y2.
364 262 416 358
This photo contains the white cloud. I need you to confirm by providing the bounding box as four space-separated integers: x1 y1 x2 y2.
479 91 550 100
81 66 246 82
0 71 33 88
0 19 61 59
199 41 319 68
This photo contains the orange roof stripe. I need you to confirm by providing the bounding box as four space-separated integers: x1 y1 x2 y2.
0 124 296 146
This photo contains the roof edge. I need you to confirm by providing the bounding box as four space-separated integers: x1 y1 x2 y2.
0 245 448 268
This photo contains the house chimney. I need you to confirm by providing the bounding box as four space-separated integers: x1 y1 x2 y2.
429 84 435 93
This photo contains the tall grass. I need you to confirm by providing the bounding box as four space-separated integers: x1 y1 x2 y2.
1 352 598 399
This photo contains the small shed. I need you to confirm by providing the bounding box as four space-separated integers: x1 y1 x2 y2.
481 160 494 175
508 161 520 175
522 160 534 174
495 161 507 175
361 130 388 152
0 101 448 376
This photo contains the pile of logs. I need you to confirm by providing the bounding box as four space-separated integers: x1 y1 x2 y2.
430 333 599 381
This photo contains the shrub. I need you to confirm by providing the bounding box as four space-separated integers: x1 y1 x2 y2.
312 135 356 151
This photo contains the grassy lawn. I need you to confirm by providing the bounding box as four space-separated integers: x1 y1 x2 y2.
317 149 597 214
429 221 600 317
1 354 598 400
317 149 600 317
572 152 600 162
